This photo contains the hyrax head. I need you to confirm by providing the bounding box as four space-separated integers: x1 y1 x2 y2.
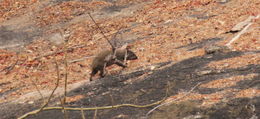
125 50 138 60
114 43 138 61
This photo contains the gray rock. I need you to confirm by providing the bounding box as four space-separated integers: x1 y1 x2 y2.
205 45 230 54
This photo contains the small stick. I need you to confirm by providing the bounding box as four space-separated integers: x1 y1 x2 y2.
81 108 86 119
38 59 62 112
58 28 69 105
34 44 86 60
88 13 115 51
18 98 166 119
3 59 19 74
30 77 44 102
58 28 69 118
93 109 98 119
123 50 128 65
226 15 259 47
1 53 19 74
68 56 94 63
109 93 115 107
59 96 69 119
226 22 253 47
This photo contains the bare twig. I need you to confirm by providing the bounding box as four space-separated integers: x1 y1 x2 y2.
30 77 44 102
1 53 19 74
17 59 62 119
41 59 61 112
59 96 69 119
226 15 260 47
18 97 166 119
165 81 171 97
58 28 68 103
68 56 94 63
87 13 115 51
93 109 98 119
58 28 69 119
4 60 18 74
145 82 202 118
226 23 253 47
33 44 86 60
109 93 115 107
81 108 86 119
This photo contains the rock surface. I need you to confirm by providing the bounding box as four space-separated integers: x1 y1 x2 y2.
0 0 259 119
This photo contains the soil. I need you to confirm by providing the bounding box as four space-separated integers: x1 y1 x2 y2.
0 0 259 119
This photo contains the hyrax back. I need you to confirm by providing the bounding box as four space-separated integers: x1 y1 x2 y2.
90 47 137 81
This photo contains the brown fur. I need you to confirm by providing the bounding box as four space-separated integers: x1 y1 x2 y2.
90 47 137 81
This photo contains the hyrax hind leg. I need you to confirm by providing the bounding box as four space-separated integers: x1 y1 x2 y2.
90 68 98 81
100 61 108 78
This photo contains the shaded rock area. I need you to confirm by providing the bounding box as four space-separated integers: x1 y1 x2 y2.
0 26 33 50
151 97 260 119
1 51 259 119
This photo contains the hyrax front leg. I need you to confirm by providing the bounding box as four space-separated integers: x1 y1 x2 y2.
90 68 98 81
100 61 107 78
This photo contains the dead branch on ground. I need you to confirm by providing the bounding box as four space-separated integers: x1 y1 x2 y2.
3 59 19 74
33 44 86 60
1 53 20 74
18 82 170 119
68 56 94 63
29 77 44 102
226 15 259 48
18 98 166 119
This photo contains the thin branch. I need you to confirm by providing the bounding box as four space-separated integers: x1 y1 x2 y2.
87 13 115 51
226 22 253 47
33 44 86 60
68 56 94 63
4 59 18 74
1 53 19 74
40 59 61 112
18 97 166 119
145 82 202 118
59 95 69 119
111 28 122 47
58 28 68 104
17 60 62 119
93 109 98 119
109 93 115 107
2 44 85 73
81 108 86 119
58 28 69 119
226 15 259 47
30 77 44 102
